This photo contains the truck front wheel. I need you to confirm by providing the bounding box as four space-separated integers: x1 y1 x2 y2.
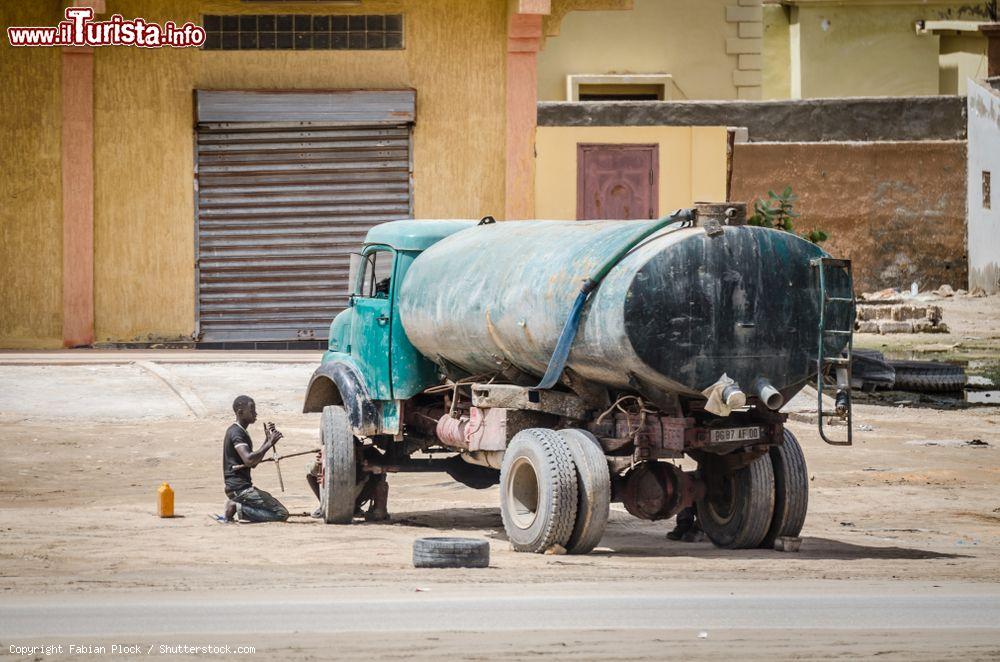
696 453 775 549
500 428 578 553
320 405 358 524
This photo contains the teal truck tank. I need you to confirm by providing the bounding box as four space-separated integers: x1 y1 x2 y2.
398 220 850 402
303 205 857 555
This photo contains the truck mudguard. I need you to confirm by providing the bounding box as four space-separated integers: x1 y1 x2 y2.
302 360 378 436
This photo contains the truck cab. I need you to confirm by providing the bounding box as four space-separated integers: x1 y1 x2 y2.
305 220 475 436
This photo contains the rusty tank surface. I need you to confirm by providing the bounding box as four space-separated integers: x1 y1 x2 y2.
303 204 857 555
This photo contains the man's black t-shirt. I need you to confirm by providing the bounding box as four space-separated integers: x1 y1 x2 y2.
223 423 253 495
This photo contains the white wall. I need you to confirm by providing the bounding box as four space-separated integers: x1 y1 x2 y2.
967 79 1000 293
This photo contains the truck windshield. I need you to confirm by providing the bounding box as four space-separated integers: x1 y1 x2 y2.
351 247 394 298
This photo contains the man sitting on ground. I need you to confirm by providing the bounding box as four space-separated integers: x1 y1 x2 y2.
222 395 289 523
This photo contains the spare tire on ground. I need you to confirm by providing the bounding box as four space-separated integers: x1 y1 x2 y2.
412 537 490 568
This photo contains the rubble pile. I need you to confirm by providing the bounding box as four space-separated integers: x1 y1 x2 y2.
855 303 948 334
854 283 986 334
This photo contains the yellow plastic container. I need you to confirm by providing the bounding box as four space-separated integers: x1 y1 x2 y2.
157 482 174 518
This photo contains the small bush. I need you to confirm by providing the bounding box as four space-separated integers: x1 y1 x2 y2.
747 186 828 245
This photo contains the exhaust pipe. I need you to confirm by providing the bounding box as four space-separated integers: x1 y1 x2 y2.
751 378 784 410
721 383 747 409
461 450 504 470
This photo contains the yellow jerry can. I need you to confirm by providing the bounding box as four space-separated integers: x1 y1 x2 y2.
157 482 174 518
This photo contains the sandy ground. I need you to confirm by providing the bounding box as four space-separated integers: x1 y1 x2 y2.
1 295 998 659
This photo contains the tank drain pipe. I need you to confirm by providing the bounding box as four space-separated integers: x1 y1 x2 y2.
751 378 785 410
534 207 697 390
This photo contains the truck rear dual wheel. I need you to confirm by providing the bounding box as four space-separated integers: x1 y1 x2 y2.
761 429 809 548
500 429 579 553
697 430 809 549
559 429 611 554
697 454 776 549
499 428 611 554
320 405 358 524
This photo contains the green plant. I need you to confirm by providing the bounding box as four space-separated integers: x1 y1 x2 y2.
747 186 828 245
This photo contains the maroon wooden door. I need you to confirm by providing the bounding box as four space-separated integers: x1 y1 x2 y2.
577 144 658 220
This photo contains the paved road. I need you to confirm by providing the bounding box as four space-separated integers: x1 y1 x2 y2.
3 583 999 637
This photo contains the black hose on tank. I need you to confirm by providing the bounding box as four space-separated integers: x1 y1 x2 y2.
534 208 697 390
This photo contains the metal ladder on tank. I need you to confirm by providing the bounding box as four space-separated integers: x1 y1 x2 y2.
812 257 854 446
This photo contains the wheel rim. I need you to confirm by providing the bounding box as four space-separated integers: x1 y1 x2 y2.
706 473 737 525
507 456 539 530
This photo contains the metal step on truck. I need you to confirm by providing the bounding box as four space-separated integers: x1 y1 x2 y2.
302 203 855 553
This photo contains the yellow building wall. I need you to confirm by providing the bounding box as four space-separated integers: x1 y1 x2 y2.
766 2 989 99
762 4 791 100
537 0 740 101
939 34 988 95
90 0 507 343
534 126 728 220
795 4 940 98
0 1 64 348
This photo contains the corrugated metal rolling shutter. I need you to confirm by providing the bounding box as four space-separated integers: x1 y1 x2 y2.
195 123 412 342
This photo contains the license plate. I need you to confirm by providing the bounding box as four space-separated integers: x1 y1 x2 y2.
709 426 761 444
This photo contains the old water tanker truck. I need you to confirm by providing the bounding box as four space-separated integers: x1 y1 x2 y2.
303 204 855 553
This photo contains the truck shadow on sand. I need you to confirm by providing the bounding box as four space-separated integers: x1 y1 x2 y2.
390 507 968 561
598 536 969 561
391 506 503 530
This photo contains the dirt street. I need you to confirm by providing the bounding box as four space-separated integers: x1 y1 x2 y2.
1 296 998 659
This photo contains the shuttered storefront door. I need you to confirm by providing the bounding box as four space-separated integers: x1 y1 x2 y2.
194 91 414 343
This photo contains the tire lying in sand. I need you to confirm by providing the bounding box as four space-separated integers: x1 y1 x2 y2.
889 360 966 393
892 372 966 393
412 537 490 568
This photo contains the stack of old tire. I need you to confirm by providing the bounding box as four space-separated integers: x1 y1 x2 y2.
853 350 966 393
889 360 966 393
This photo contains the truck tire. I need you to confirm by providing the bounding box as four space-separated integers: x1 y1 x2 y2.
321 405 357 524
892 372 966 393
761 429 808 548
697 453 775 549
559 429 611 555
500 428 578 553
889 360 965 393
888 359 964 374
413 537 490 568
